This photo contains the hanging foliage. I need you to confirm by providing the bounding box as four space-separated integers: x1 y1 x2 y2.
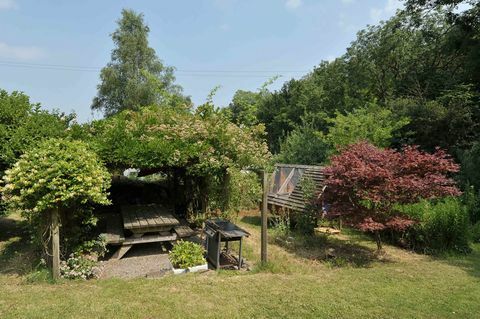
89 105 271 175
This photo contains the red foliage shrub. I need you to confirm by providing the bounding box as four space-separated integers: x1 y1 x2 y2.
322 141 460 249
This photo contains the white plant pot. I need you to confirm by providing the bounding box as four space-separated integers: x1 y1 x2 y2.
188 263 208 273
173 268 187 275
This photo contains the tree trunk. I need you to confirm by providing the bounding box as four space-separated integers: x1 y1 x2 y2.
374 231 383 252
200 177 209 214
222 170 231 211
51 207 60 280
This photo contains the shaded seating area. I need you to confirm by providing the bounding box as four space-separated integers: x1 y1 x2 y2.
102 204 194 259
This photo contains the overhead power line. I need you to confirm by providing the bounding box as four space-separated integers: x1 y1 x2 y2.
0 60 309 78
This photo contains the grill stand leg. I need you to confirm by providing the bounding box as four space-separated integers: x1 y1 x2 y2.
238 238 243 269
216 233 221 270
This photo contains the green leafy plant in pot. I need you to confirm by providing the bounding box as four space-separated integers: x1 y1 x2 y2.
169 241 206 271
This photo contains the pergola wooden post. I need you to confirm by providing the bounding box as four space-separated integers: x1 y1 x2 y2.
261 170 268 264
51 207 60 280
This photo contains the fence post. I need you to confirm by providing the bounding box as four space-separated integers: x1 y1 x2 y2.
261 170 268 264
51 207 60 280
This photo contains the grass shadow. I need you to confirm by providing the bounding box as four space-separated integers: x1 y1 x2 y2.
272 232 389 268
241 214 391 268
0 215 37 275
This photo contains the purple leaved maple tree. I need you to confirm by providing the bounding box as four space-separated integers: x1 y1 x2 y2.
322 141 460 251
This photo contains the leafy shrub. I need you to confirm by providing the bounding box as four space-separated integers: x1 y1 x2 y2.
227 168 262 212
270 212 291 239
471 222 480 243
169 241 206 269
59 234 107 280
399 198 471 253
1 138 111 255
295 177 318 235
462 186 480 224
74 235 108 258
459 142 480 191
91 105 270 176
60 253 100 280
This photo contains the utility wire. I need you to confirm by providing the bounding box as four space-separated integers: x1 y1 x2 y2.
0 60 308 77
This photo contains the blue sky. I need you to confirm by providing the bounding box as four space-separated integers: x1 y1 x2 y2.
0 0 402 122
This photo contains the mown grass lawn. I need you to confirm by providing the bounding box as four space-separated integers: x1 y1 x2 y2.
1 212 479 319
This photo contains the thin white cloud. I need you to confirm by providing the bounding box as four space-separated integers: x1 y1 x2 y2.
0 42 45 60
285 0 302 10
370 0 403 23
0 0 17 10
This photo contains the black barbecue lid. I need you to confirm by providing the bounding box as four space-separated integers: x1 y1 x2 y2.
205 219 250 237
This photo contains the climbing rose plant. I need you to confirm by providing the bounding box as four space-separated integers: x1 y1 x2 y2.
322 141 460 250
1 138 111 218
90 105 271 175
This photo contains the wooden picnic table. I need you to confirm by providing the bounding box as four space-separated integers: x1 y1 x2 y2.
107 204 194 259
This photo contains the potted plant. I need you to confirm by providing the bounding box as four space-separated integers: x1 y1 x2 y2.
169 240 208 274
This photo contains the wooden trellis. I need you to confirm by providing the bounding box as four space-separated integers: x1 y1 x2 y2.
267 164 325 212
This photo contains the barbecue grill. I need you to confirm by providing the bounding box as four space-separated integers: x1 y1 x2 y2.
204 219 250 270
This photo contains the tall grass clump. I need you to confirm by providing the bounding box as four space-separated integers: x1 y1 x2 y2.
398 197 471 254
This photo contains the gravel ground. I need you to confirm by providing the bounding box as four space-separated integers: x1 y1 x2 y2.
99 243 174 279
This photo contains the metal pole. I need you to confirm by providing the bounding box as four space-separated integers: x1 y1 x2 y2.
261 170 268 264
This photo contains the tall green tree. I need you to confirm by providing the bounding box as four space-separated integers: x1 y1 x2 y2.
0 89 73 173
327 102 409 149
92 9 187 117
228 90 260 127
258 7 480 154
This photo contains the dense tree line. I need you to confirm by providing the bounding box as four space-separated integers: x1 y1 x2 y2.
227 1 480 162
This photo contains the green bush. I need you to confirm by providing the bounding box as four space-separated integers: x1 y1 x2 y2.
471 222 480 243
227 168 262 212
462 186 480 224
399 198 471 253
270 212 291 239
294 177 318 235
1 138 111 256
169 241 206 269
